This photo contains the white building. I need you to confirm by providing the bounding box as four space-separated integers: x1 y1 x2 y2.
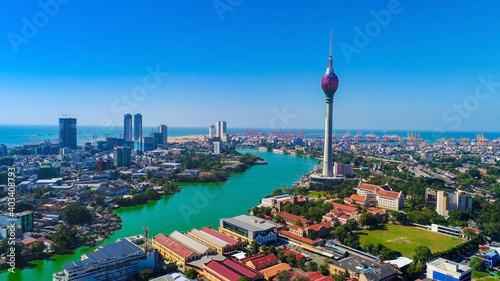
356 183 404 211
209 125 216 139
216 121 227 141
213 142 220 154
426 257 471 281
436 190 471 217
53 238 157 281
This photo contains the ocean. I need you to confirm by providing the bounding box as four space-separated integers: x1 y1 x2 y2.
0 124 499 148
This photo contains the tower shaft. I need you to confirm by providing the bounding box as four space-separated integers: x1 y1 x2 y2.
323 99 333 177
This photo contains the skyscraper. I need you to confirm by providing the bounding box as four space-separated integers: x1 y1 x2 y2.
216 121 227 142
134 113 142 141
321 31 339 177
209 125 216 139
124 114 132 142
59 118 77 149
158 125 168 144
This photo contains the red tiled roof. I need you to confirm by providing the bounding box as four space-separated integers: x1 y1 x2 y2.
316 276 335 281
279 230 322 245
249 253 278 267
200 226 239 245
367 207 386 215
308 221 333 232
306 271 324 281
20 238 36 245
277 212 311 224
331 203 359 214
222 259 261 279
289 224 305 231
153 233 193 258
377 189 400 199
205 260 245 281
350 194 366 202
358 183 380 192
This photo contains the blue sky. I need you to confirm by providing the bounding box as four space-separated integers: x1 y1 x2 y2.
1 0 499 132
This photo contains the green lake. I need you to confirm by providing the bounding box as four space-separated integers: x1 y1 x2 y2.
1 149 317 281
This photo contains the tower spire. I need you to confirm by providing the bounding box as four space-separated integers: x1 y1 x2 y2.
329 29 333 68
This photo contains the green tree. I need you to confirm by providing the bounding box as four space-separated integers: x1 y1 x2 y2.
237 278 250 281
94 195 105 206
470 257 486 272
307 261 318 272
51 225 78 254
275 270 292 281
413 246 433 263
297 257 305 269
359 212 379 228
185 268 198 279
250 241 259 255
286 252 297 266
260 245 268 254
62 204 92 225
277 250 287 262
29 241 46 260
293 219 303 226
307 229 317 240
139 268 153 280
269 245 276 254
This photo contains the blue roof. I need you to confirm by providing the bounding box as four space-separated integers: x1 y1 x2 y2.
485 251 498 258
63 239 143 271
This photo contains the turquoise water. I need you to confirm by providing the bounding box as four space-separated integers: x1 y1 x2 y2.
0 148 317 281
1 124 499 148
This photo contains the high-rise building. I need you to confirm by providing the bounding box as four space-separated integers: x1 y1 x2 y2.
114 146 131 167
320 31 339 177
134 113 142 141
59 118 77 149
213 142 221 154
158 125 168 144
142 137 157 152
431 189 471 217
124 114 133 142
209 125 216 139
216 121 227 139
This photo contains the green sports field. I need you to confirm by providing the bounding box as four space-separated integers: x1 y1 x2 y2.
356 224 465 258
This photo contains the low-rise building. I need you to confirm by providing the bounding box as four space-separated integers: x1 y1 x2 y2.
356 183 404 210
245 253 278 270
259 263 292 280
203 258 263 281
219 215 277 244
187 226 244 255
53 238 157 281
426 257 471 281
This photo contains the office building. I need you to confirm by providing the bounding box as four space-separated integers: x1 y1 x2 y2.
124 114 133 142
213 142 220 154
334 162 353 177
356 183 404 210
209 125 216 139
219 215 277 244
426 258 471 281
142 136 157 152
426 189 472 217
134 113 142 141
0 211 34 233
187 226 244 255
216 121 227 142
53 238 157 281
59 118 77 149
159 125 168 144
114 146 131 167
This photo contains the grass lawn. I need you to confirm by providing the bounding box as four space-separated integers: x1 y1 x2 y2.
472 270 499 281
356 224 464 258
307 191 325 199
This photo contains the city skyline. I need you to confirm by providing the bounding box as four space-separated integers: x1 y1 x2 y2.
1 1 500 131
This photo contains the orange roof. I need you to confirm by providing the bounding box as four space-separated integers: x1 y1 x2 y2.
277 212 311 225
358 183 380 192
153 233 193 258
249 253 278 267
367 207 386 215
377 189 400 199
259 263 291 278
20 238 36 245
289 224 305 231
331 203 359 214
279 230 322 245
350 194 366 202
308 222 333 231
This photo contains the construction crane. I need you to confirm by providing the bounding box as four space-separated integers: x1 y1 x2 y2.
476 133 489 146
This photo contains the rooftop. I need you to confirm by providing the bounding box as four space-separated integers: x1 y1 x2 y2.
153 233 193 258
170 231 211 254
221 215 276 232
427 257 471 273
